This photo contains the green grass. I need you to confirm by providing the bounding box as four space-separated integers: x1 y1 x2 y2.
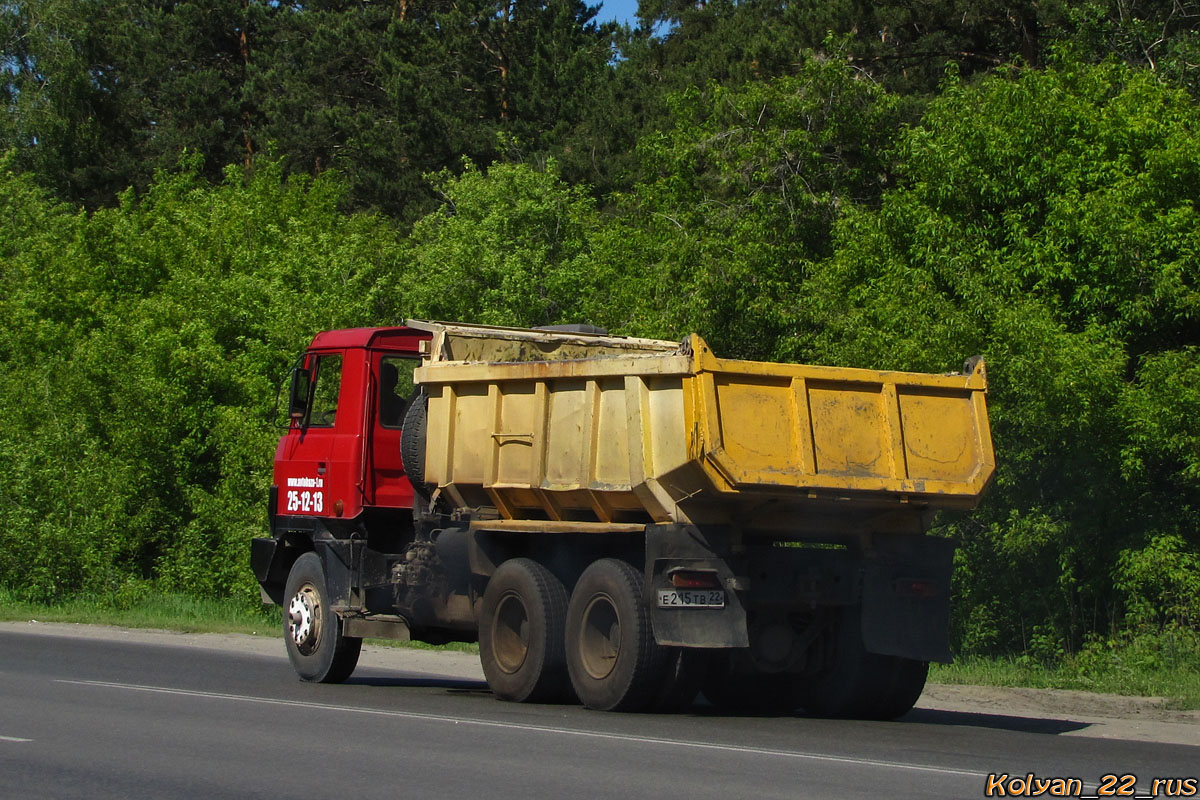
930 658 1200 709
0 587 479 653
931 628 1200 710
0 587 278 635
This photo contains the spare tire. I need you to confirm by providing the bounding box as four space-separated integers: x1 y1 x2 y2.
400 390 430 498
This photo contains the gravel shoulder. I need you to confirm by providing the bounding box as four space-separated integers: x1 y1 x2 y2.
4 620 1197 747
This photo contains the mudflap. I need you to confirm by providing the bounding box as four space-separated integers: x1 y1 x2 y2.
251 537 280 584
315 538 356 608
860 535 955 663
644 524 749 648
251 537 292 605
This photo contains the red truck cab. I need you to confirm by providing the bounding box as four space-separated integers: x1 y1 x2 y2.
272 326 430 522
254 326 435 619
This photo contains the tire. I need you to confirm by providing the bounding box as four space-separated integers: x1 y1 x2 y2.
283 552 362 683
649 647 709 712
400 390 429 498
797 606 926 720
478 558 572 703
700 652 802 714
870 657 929 721
566 559 667 712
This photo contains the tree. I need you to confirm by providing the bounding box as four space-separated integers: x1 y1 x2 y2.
0 155 408 602
1 0 265 206
794 62 1200 652
392 160 637 328
1 0 617 216
611 57 902 356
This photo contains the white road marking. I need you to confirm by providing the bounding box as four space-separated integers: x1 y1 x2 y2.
57 678 984 780
0 735 33 742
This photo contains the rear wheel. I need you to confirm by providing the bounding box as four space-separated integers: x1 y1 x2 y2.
650 647 709 712
479 558 572 703
700 651 802 714
797 606 927 720
870 657 929 720
566 558 666 712
283 552 361 683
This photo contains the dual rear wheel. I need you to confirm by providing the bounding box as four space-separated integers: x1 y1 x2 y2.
479 557 679 712
701 607 928 719
478 558 572 703
478 558 927 718
796 607 928 720
565 558 670 712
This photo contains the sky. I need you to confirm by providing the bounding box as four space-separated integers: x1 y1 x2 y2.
594 0 639 26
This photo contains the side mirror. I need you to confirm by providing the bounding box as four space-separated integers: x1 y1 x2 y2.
288 366 311 422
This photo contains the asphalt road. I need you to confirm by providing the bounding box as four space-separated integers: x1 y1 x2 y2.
1 628 1196 800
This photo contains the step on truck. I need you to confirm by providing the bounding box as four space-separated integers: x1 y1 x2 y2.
252 320 994 717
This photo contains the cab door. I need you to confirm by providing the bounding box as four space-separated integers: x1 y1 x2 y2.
367 351 420 508
275 350 363 519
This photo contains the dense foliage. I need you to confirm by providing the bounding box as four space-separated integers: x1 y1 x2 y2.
2 0 1198 664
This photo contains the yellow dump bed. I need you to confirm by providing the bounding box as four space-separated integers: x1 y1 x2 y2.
411 321 994 528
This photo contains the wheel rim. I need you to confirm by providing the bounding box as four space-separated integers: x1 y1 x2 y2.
287 583 322 656
579 593 620 680
491 591 530 674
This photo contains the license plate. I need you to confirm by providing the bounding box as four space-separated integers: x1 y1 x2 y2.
656 589 725 608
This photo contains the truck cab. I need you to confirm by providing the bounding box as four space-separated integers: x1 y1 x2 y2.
252 326 472 662
272 326 428 524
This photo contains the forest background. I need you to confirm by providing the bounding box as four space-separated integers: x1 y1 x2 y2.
2 0 1199 679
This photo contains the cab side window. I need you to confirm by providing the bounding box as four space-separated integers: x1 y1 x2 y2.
306 354 343 428
379 356 417 428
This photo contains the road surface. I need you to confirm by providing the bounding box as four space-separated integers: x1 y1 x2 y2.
0 623 1195 799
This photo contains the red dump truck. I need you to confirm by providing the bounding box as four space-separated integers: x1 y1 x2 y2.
252 321 994 716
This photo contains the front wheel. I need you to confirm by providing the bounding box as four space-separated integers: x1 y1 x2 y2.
565 558 666 712
283 552 362 683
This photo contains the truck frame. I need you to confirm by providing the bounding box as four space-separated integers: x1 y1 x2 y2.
252 321 994 717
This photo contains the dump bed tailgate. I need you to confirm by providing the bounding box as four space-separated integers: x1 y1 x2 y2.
691 340 993 506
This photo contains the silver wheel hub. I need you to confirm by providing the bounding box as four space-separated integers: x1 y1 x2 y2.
287 585 321 655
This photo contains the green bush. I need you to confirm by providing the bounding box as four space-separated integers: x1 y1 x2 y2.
0 155 406 604
2 57 1198 679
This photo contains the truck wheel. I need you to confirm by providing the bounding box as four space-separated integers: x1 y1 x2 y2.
566 558 666 712
700 652 801 714
400 390 429 498
797 608 878 718
650 647 709 712
871 657 929 720
283 552 362 683
479 558 572 703
798 606 925 720
702 676 800 714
